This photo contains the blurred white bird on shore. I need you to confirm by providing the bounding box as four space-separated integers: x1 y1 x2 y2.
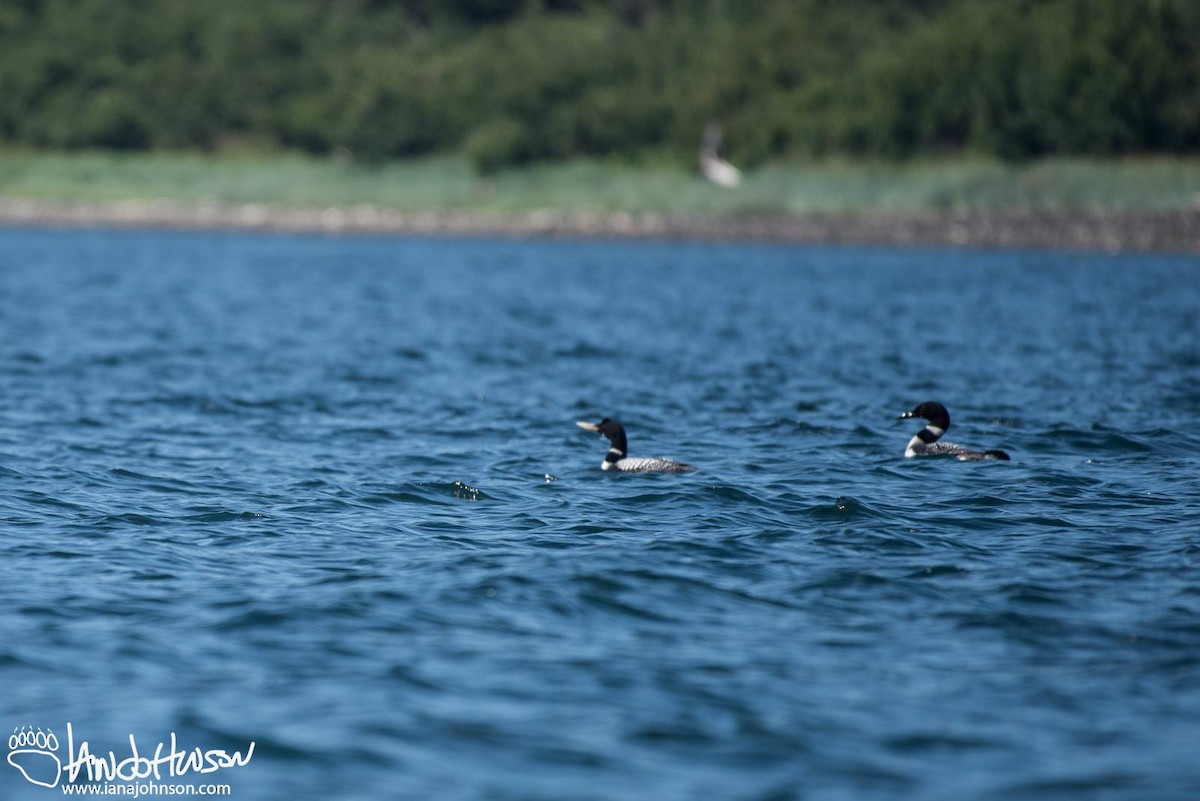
699 122 742 188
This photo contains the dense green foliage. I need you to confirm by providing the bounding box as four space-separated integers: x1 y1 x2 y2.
1 0 1197 171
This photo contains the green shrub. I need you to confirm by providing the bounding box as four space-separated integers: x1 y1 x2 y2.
464 117 529 174
0 0 1196 168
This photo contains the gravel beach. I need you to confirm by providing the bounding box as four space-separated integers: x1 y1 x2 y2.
1 196 1196 252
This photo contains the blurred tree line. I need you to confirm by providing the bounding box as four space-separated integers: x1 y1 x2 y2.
0 0 1196 172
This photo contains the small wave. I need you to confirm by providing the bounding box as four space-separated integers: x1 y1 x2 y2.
553 342 619 359
574 573 675 623
13 491 88 515
1000 582 1071 608
610 491 688 508
805 495 885 521
450 480 486 501
211 608 293 632
906 564 970 580
131 570 179 582
44 549 88 560
389 346 427 361
999 772 1143 797
183 508 269 523
359 481 491 506
96 512 166 527
739 417 829 436
333 425 396 439
884 730 1000 753
330 368 405 387
700 484 767 505
132 392 237 415
1037 426 1156 454
108 468 202 495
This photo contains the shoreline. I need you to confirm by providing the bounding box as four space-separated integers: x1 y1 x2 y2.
1 196 1197 252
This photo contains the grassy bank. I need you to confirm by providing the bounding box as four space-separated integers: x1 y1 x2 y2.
2 150 1199 217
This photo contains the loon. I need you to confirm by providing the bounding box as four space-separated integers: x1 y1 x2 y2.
575 418 695 473
899 401 1010 461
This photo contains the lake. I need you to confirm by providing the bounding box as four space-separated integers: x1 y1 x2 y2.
1 228 1198 800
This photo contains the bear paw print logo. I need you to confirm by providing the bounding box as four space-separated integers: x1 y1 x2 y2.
8 726 62 788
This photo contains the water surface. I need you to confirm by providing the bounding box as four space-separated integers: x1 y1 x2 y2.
1 229 1198 800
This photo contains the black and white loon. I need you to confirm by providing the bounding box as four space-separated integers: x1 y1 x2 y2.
899 401 1010 461
575 418 695 473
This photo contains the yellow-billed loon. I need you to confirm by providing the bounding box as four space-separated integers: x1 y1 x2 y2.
899 401 1010 461
575 418 695 473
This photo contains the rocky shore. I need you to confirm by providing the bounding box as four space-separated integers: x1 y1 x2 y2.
1 196 1196 252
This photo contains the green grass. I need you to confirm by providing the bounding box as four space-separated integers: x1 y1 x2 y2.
1 149 1198 215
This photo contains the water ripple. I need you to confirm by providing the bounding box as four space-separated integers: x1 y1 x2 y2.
1 232 1198 801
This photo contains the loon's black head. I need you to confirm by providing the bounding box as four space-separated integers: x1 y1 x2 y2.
899 401 951 431
576 418 628 458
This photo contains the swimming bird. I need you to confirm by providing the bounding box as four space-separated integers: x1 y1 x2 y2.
899 401 1010 461
575 418 695 473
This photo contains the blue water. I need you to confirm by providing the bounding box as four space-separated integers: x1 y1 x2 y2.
1 228 1199 800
